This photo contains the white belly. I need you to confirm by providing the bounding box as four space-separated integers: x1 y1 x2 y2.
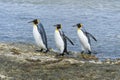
77 30 91 51
33 26 46 49
54 30 64 53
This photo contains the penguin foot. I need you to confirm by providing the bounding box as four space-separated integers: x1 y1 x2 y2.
64 51 69 55
43 49 49 53
81 51 84 54
59 53 65 56
66 52 69 55
36 49 43 52
88 50 91 55
55 53 64 57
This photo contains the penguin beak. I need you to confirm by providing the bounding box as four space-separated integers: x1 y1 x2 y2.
72 25 77 27
28 21 33 23
53 25 57 27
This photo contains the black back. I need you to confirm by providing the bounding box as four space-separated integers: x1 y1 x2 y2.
37 23 48 49
82 29 97 45
59 30 74 54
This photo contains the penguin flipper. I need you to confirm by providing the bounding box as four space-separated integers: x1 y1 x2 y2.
62 31 74 45
82 30 91 45
37 23 48 49
64 36 74 45
85 32 97 42
59 31 68 54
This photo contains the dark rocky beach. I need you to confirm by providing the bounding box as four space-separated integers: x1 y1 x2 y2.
0 42 120 80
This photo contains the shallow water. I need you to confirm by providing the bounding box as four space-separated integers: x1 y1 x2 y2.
0 0 120 58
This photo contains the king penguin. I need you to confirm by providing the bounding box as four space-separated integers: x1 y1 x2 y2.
73 23 97 54
28 19 49 52
54 24 74 56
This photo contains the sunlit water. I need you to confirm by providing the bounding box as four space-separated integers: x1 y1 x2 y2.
0 0 120 59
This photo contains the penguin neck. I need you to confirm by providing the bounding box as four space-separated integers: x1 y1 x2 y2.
33 24 38 29
77 28 82 32
55 29 59 32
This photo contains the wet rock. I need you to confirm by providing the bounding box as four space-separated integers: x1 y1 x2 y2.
80 54 98 60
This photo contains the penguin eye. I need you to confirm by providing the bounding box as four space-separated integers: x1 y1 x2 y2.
57 26 61 29
33 19 39 25
60 26 62 29
78 26 81 28
34 21 38 24
78 24 82 28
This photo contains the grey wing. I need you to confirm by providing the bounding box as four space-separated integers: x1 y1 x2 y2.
65 36 74 45
37 23 48 48
59 30 66 45
85 32 97 41
82 30 91 45
59 30 67 52
59 31 74 53
83 30 97 45
62 31 74 45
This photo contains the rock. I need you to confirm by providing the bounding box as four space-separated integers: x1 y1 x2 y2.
61 58 80 64
10 48 21 55
89 60 102 64
0 74 6 79
0 42 120 80
80 53 98 60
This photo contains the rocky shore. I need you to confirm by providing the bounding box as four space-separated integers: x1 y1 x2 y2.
0 42 120 80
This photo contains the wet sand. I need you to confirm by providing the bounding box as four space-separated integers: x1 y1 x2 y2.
0 42 120 80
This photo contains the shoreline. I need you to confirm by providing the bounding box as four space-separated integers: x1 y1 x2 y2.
0 42 120 80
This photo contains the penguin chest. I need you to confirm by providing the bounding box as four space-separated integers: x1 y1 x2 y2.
77 30 90 48
54 31 64 52
33 27 46 49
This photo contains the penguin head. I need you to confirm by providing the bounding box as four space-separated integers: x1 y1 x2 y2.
54 24 62 30
77 23 83 28
73 23 83 29
28 19 40 25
